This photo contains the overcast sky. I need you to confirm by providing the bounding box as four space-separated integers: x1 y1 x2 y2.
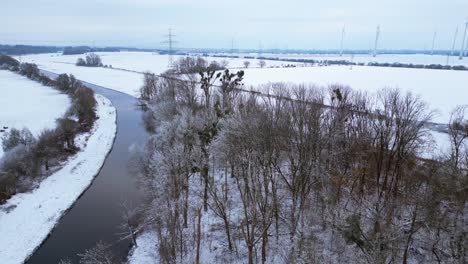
2 0 468 50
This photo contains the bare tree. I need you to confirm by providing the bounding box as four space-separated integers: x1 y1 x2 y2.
258 60 266 68
448 105 468 169
140 72 158 101
78 241 116 264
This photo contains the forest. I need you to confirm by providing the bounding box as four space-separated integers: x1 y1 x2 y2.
124 57 468 263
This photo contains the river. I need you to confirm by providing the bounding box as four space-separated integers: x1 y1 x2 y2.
27 71 147 263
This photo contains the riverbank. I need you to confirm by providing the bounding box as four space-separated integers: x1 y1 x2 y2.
0 94 117 264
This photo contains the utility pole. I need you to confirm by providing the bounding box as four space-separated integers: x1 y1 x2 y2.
162 28 178 66
430 31 437 56
340 25 345 56
373 25 380 57
459 21 468 60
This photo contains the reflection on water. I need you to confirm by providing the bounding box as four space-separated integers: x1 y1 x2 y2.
27 73 148 263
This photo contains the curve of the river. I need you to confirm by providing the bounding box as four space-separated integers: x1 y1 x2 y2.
27 70 147 263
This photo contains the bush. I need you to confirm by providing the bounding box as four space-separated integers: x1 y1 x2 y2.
0 144 37 202
34 129 63 171
76 58 86 66
56 118 79 150
85 53 102 67
76 53 103 67
19 63 40 78
56 74 71 92
74 87 97 131
0 55 20 68
1 128 36 152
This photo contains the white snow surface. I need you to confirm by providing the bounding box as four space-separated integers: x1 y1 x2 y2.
127 230 158 264
19 53 143 97
227 52 468 67
0 70 70 158
19 52 301 97
0 94 117 264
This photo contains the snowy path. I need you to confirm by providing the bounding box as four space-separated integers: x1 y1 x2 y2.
0 94 117 264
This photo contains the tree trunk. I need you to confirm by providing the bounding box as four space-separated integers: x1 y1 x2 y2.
196 207 202 264
248 244 254 264
224 217 233 251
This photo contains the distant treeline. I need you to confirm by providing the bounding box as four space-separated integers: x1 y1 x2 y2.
0 45 61 55
209 54 468 71
62 46 120 55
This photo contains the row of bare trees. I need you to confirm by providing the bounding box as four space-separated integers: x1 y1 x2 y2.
0 57 98 204
131 58 467 263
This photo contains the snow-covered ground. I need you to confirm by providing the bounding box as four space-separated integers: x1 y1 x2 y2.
241 65 468 124
127 230 158 264
0 70 70 158
0 94 117 264
19 52 303 97
225 53 468 67
22 52 296 74
19 55 143 97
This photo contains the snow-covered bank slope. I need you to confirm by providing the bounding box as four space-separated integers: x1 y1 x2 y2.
0 94 117 264
0 70 70 158
127 230 158 264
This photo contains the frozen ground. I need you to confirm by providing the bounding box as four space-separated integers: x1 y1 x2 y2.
19 52 302 97
0 94 117 264
127 230 158 264
241 65 468 124
0 70 70 158
18 54 143 97
222 52 468 67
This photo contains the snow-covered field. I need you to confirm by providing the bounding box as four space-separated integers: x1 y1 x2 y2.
226 53 468 67
22 52 296 74
241 65 468 124
19 53 468 124
19 52 303 97
0 94 117 264
19 55 143 97
0 70 70 158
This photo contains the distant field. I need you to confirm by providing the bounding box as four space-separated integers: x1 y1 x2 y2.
20 52 468 124
222 52 468 67
0 70 70 158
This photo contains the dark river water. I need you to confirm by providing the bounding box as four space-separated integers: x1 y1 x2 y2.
27 71 148 263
